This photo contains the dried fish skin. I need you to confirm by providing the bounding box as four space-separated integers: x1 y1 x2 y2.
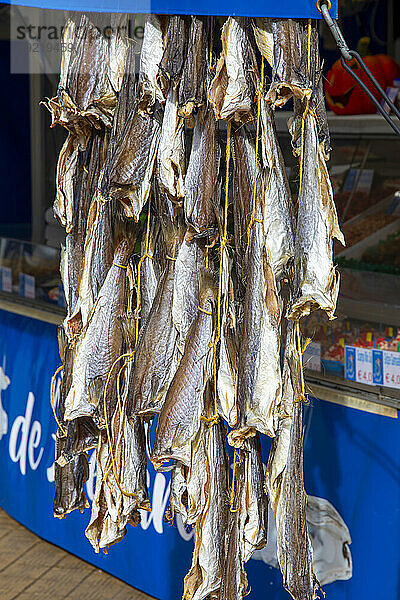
266 19 311 107
159 16 189 86
220 459 248 600
172 239 205 354
108 40 138 158
209 17 258 123
54 133 86 233
178 16 208 118
138 222 159 328
85 414 148 552
183 419 230 600
53 437 89 518
151 276 215 471
64 239 132 423
288 112 344 321
184 108 219 235
240 434 268 562
260 99 295 283
231 125 255 274
102 107 162 220
166 463 189 523
62 15 117 128
157 86 185 200
252 18 274 68
107 14 129 94
71 193 114 334
229 206 282 445
266 324 316 600
127 236 180 419
139 15 166 111
217 247 237 427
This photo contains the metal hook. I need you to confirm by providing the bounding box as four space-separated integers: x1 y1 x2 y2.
318 0 400 135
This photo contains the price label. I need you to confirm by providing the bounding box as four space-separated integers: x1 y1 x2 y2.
303 342 321 372
345 346 356 381
346 345 400 390
355 347 373 386
372 349 384 385
19 273 35 299
383 350 400 390
0 267 12 293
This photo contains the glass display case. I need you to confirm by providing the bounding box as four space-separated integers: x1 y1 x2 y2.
0 237 64 324
276 112 400 417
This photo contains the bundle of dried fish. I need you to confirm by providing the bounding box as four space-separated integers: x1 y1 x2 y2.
48 13 344 598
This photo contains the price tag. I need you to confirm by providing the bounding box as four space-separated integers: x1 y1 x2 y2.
0 267 12 293
345 346 356 381
355 347 373 386
382 350 400 390
19 273 35 299
303 342 321 372
372 349 384 385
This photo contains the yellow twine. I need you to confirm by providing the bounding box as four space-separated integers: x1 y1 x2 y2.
198 306 212 316
135 197 152 345
113 261 127 269
51 365 66 436
207 121 232 427
166 255 177 261
295 321 312 404
247 56 264 244
102 352 138 498
298 20 313 204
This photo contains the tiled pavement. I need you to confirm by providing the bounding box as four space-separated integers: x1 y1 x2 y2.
0 508 156 600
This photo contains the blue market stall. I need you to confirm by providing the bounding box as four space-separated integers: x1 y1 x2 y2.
1 0 400 599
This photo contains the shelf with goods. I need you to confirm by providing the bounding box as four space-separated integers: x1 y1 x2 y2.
0 237 64 324
274 111 400 416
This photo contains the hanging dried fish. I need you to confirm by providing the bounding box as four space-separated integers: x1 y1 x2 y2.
157 85 185 200
151 272 215 471
209 17 259 123
178 16 209 118
64 239 132 424
139 15 166 112
159 16 189 87
184 107 220 235
265 324 316 600
266 19 311 107
172 238 206 354
127 229 181 418
53 344 90 518
252 18 274 68
85 414 148 552
182 393 230 600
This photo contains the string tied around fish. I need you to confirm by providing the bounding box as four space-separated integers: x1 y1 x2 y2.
50 364 67 437
295 321 312 404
